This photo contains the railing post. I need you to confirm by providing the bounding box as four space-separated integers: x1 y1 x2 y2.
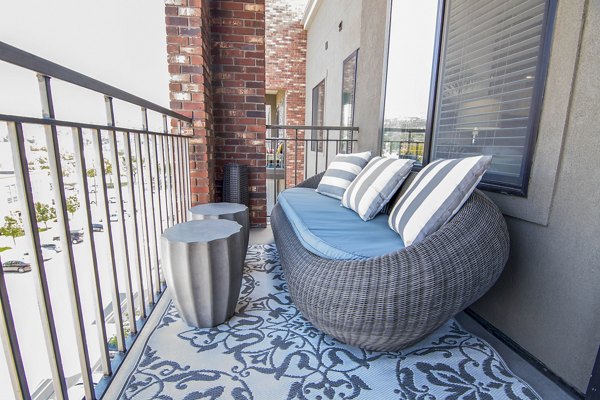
38 75 95 400
152 131 165 289
0 257 31 400
71 126 111 376
141 108 161 296
168 135 177 226
133 132 155 305
9 120 68 399
121 129 148 318
104 96 138 335
91 128 126 352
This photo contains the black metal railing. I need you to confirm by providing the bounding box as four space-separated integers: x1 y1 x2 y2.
265 125 358 216
382 127 426 163
0 42 191 400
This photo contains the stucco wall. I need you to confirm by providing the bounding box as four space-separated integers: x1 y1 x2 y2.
353 0 388 154
304 0 362 171
305 0 599 393
304 0 362 127
472 0 600 392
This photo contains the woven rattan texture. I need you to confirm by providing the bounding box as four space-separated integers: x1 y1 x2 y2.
271 172 509 351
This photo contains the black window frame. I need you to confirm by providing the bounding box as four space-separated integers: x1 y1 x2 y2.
340 49 359 127
311 79 326 152
340 49 359 153
382 0 558 197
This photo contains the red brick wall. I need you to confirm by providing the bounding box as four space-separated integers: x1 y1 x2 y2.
266 0 307 186
211 0 267 226
166 0 215 206
165 0 266 226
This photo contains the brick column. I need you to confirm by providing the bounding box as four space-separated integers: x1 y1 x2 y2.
166 0 215 205
266 0 306 187
211 0 267 226
165 0 267 227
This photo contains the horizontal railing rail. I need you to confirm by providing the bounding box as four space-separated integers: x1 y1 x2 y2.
0 42 191 400
382 127 426 163
265 125 358 217
0 41 191 123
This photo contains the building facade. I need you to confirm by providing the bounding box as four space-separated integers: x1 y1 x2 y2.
166 0 267 226
303 0 599 393
265 0 307 213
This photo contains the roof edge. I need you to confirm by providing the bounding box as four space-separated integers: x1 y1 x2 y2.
301 0 321 30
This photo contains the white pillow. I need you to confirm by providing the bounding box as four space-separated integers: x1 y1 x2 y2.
388 155 492 246
341 157 414 221
316 151 371 199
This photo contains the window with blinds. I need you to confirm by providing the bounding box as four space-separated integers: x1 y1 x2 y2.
431 0 551 192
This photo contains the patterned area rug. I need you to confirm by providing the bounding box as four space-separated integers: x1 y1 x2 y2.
119 244 539 400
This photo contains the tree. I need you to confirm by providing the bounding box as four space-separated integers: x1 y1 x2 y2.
104 159 113 183
66 196 80 218
104 159 112 175
35 202 56 229
0 215 25 245
86 168 97 178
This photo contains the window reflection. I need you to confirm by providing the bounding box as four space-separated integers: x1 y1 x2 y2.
382 0 439 163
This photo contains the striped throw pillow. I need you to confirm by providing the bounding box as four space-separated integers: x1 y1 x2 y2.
316 151 371 200
388 155 492 246
341 157 414 221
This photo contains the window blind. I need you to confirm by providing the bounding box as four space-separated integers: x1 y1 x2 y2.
431 0 548 188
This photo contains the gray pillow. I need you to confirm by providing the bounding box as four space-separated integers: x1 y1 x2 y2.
341 157 414 221
388 155 492 245
316 151 371 199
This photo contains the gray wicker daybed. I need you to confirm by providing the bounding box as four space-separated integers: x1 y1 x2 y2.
270 172 509 351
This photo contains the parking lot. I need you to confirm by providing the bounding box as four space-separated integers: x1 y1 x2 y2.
0 185 166 399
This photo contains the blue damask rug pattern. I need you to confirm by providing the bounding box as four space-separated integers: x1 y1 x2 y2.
119 244 539 400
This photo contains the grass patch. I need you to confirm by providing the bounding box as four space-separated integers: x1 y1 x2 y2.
0 246 12 252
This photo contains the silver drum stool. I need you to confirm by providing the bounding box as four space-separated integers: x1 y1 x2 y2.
189 202 249 258
161 219 243 328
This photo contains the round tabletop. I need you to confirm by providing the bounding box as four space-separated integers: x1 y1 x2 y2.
189 202 248 216
162 219 241 243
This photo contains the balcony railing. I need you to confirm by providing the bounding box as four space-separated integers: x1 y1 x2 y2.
265 125 358 216
0 42 191 399
382 127 426 163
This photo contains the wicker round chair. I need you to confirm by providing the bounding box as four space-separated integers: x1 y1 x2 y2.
271 172 509 351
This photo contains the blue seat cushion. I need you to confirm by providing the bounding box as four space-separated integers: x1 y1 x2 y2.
277 187 405 260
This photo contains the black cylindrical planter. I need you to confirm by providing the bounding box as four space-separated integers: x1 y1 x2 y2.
223 163 249 206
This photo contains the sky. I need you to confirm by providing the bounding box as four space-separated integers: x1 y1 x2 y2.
384 0 438 121
0 0 170 129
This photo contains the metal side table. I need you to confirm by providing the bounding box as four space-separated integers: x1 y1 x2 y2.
161 219 243 328
189 202 249 258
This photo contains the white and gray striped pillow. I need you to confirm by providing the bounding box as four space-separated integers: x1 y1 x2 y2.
316 151 371 200
341 157 414 221
388 155 492 246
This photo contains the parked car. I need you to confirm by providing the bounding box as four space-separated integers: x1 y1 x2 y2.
92 223 103 232
70 230 84 244
109 213 118 222
2 260 32 273
53 230 85 244
42 243 62 253
23 248 53 261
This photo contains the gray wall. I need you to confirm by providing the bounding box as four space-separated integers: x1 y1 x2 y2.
304 0 362 126
307 0 600 393
472 0 600 392
304 0 362 169
353 0 388 153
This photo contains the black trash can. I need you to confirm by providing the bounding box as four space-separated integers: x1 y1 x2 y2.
223 164 249 206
